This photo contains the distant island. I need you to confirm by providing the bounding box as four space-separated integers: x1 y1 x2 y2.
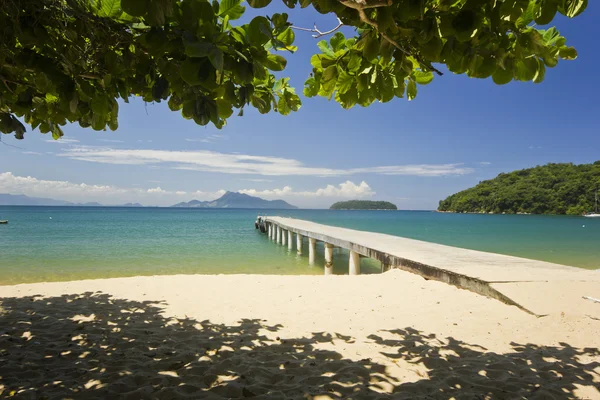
438 161 600 215
0 194 143 207
329 200 397 210
171 191 297 209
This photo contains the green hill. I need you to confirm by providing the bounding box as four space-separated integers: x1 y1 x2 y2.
330 200 397 210
438 162 600 215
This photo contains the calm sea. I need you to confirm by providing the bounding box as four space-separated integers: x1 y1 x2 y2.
0 206 599 285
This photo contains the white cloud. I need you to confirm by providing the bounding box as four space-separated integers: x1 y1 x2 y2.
479 162 491 166
58 146 473 177
21 151 42 155
45 138 79 144
0 172 378 208
239 181 376 208
0 172 222 206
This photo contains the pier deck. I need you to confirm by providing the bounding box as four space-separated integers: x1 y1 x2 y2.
262 217 600 316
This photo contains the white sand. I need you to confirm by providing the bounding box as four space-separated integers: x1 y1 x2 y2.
1 270 599 399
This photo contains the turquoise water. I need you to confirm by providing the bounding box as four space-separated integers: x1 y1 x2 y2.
0 207 599 285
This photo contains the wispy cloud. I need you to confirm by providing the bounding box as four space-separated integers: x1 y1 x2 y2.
185 134 227 143
21 151 42 155
58 146 473 177
242 178 274 183
479 162 491 166
97 139 125 143
45 138 79 144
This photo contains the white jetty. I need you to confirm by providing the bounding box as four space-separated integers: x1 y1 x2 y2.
260 216 600 316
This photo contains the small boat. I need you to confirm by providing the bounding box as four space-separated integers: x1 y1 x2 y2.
0 220 7 224
584 189 600 218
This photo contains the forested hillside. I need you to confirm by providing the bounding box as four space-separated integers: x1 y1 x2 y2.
438 162 600 215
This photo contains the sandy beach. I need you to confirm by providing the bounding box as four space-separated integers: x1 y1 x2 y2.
1 270 599 399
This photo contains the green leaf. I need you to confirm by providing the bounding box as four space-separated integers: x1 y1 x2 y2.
218 0 245 20
277 28 295 47
559 46 577 59
347 52 362 72
303 76 319 97
184 39 214 58
330 32 346 52
492 66 513 85
180 58 204 85
559 0 587 17
97 0 123 17
515 57 538 81
248 0 272 8
263 54 287 71
412 70 434 85
362 34 379 62
516 1 537 28
317 40 335 58
248 16 271 45
407 79 417 101
336 70 354 94
91 96 109 116
535 0 558 24
216 99 234 118
533 59 546 83
209 48 224 72
121 0 148 16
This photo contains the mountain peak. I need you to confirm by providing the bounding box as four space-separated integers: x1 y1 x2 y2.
171 191 297 209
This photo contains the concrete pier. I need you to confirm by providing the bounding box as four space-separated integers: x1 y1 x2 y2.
296 234 303 255
287 231 293 251
324 243 334 275
276 226 281 244
282 229 287 246
268 224 272 239
261 216 600 315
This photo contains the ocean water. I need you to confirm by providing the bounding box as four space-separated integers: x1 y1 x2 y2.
0 207 599 285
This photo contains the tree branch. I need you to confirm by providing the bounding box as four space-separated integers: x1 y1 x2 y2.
292 18 344 38
337 0 392 10
355 7 443 76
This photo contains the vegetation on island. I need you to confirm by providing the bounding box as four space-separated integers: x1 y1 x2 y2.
1 0 587 139
330 200 397 210
438 161 600 215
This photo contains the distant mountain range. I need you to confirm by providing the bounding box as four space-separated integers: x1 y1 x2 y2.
0 192 296 209
172 191 297 209
0 194 143 207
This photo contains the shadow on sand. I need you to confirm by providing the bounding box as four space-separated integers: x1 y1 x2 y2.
0 292 598 399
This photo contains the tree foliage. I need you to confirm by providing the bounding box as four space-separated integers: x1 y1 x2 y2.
0 0 587 139
330 200 397 210
438 161 600 215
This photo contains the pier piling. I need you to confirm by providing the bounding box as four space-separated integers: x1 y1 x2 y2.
324 243 334 275
349 251 361 275
308 238 316 265
287 231 293 251
296 234 303 255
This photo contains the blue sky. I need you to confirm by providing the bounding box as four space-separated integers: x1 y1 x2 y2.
1 2 599 208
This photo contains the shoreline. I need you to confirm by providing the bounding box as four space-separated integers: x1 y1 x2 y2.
1 271 599 398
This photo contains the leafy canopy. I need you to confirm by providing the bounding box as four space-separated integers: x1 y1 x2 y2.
0 0 587 139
